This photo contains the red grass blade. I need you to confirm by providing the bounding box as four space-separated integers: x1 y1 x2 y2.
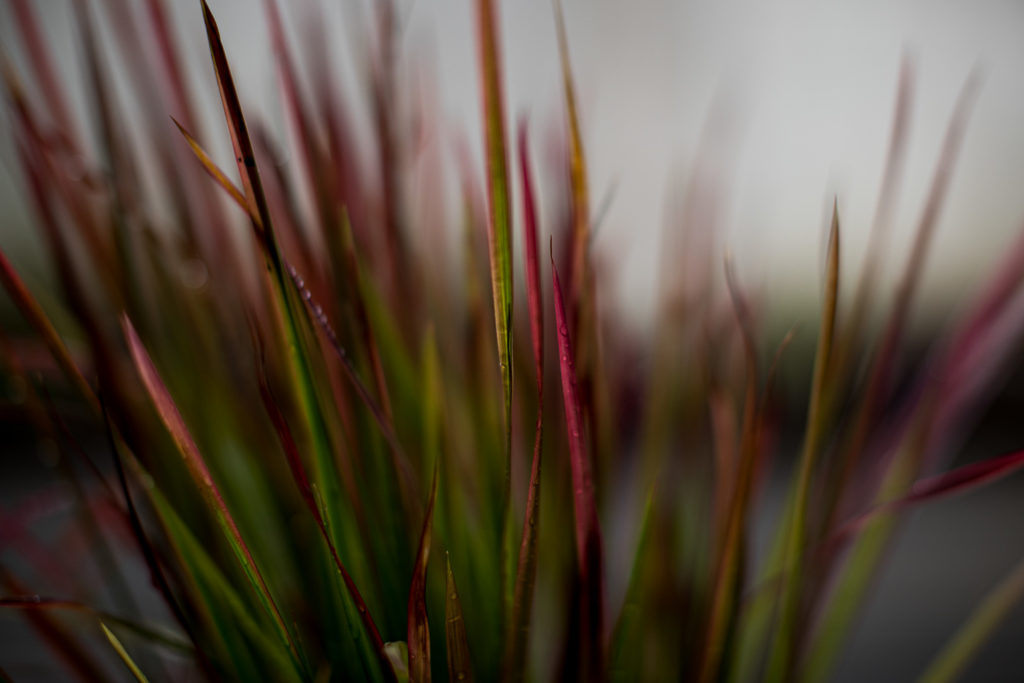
504 117 544 682
551 246 605 677
836 449 1024 543
519 118 543 391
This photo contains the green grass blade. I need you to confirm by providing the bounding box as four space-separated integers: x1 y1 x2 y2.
445 553 474 683
919 556 1024 683
197 9 401 665
608 490 655 681
473 0 514 442
136 465 299 682
121 316 302 673
252 328 395 682
766 203 840 682
473 0 515 656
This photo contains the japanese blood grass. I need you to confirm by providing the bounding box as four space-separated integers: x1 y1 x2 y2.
2 1 1024 682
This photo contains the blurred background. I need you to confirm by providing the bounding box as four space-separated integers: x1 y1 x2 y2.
2 0 1024 680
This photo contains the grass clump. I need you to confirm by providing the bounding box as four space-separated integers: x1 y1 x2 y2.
2 2 1024 681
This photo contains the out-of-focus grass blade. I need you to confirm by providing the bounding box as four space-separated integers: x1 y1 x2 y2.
0 597 191 654
919 555 1024 683
1 48 115 296
551 247 605 677
253 327 395 683
802 75 982 683
0 587 109 683
340 209 395 424
821 70 981 530
553 0 588 306
833 449 1024 543
445 553 474 683
518 118 543 391
0 249 98 414
9 0 80 151
698 256 762 683
408 463 439 683
121 315 301 673
766 203 840 683
75 0 137 302
832 57 913 379
608 490 654 682
100 622 151 683
503 117 544 683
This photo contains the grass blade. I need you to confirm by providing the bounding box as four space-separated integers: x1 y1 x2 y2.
120 315 301 673
171 117 250 217
408 463 439 683
253 327 396 683
474 0 516 658
698 256 762 683
445 553 474 683
197 9 410 663
518 118 544 392
0 597 191 655
0 581 109 683
503 117 544 683
171 117 409 476
919 556 1024 683
834 449 1024 544
100 622 152 683
0 249 98 414
802 75 983 682
608 490 654 681
473 0 514 469
766 202 840 682
551 246 605 678
553 0 588 308
103 408 202 655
